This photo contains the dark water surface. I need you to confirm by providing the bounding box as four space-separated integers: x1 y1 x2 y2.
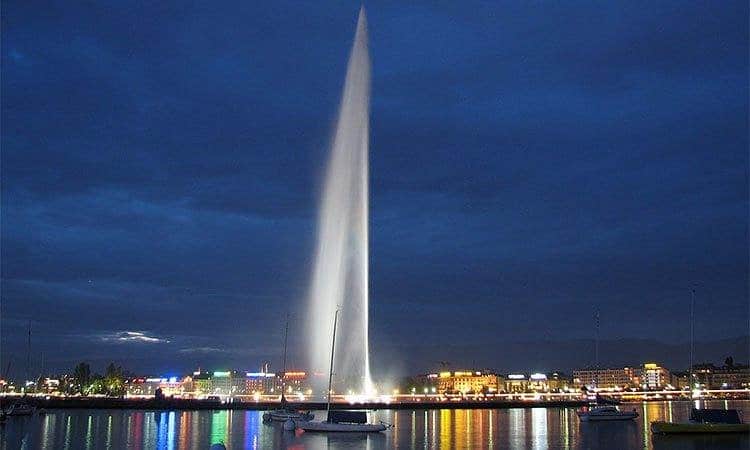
1 400 748 449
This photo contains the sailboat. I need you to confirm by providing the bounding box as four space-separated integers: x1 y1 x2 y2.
290 310 388 433
4 322 37 417
263 316 313 423
577 311 637 422
651 289 750 434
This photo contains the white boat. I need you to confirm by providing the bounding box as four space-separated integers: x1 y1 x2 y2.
292 310 389 433
577 405 638 422
4 401 36 416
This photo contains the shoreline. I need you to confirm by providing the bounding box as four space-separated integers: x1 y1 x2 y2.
6 396 747 411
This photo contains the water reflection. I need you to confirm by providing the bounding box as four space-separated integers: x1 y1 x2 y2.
1 401 748 450
531 408 547 450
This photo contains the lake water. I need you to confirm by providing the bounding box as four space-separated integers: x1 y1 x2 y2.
1 400 748 449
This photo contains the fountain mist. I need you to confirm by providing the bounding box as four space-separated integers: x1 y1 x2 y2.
306 8 373 395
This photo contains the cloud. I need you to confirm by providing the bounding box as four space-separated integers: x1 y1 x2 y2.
99 331 170 344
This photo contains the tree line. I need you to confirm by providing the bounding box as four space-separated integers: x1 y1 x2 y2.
65 362 129 397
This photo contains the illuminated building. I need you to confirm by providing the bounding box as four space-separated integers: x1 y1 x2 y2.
546 372 571 392
192 372 212 395
711 364 750 389
282 371 309 394
411 373 439 392
504 374 528 393
41 378 60 394
246 371 279 394
572 368 637 390
642 363 670 389
125 376 184 396
528 373 549 392
670 371 690 389
209 371 239 395
181 376 194 393
692 361 750 389
125 378 147 396
436 371 499 394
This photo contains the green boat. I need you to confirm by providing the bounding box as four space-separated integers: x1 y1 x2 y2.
651 409 750 434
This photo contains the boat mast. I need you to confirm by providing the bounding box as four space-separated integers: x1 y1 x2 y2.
689 288 695 391
26 320 31 391
326 309 340 422
594 310 599 392
280 314 289 406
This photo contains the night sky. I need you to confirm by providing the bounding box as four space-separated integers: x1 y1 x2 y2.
1 1 748 380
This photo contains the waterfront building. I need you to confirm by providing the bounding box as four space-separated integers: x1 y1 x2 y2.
125 378 148 396
125 376 182 397
546 372 571 392
282 371 310 395
523 372 572 392
504 374 529 393
435 371 499 394
41 378 60 394
692 360 750 389
642 363 670 389
246 371 279 394
181 376 194 393
528 373 549 392
572 367 637 390
189 370 254 396
670 371 690 389
209 371 244 395
192 371 212 395
711 363 750 389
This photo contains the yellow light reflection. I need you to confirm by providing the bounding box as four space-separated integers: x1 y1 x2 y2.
440 409 453 449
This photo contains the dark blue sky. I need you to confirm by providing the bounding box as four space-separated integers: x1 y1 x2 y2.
1 1 748 379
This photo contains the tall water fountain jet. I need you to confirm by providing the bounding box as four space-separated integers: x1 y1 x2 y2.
306 7 373 395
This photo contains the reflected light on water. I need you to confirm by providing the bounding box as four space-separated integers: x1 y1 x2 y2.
106 415 112 449
488 409 494 448
531 408 547 450
178 411 189 449
210 410 227 447
41 412 55 450
510 408 525 447
2 401 749 450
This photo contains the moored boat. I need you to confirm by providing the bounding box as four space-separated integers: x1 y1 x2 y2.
4 401 36 416
262 315 313 424
291 309 389 434
577 405 638 422
263 408 313 422
294 410 387 432
651 408 750 434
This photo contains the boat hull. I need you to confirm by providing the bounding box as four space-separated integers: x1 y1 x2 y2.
270 412 312 422
651 421 750 434
296 421 387 433
263 410 313 422
4 405 35 416
578 413 638 422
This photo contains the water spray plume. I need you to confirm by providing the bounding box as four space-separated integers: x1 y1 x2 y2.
306 7 374 396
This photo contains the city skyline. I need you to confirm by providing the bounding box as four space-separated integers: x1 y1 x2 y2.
2 1 748 380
